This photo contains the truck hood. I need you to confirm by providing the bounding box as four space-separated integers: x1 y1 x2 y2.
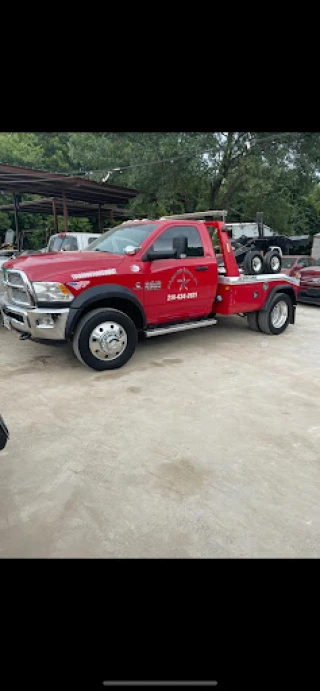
2 251 125 282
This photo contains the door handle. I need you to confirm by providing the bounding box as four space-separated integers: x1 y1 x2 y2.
195 266 208 271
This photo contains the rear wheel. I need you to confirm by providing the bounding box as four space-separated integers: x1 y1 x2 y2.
257 293 292 335
73 308 137 370
263 250 282 274
243 250 264 275
247 311 261 332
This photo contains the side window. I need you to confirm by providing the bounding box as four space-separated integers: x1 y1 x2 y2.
88 237 98 245
152 225 204 258
62 236 78 251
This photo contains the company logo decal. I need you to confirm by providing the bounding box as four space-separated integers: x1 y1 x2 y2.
167 267 198 290
167 267 198 301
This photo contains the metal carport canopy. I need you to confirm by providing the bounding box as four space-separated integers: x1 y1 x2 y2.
0 162 139 246
0 163 138 205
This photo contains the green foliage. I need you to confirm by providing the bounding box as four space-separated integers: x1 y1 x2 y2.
33 133 73 173
1 131 320 240
0 133 44 168
56 216 93 233
0 212 11 231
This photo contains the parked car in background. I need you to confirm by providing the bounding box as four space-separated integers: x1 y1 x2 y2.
0 233 100 271
281 255 315 278
298 258 320 305
46 232 100 252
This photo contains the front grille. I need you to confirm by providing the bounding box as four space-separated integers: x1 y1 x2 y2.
2 269 34 307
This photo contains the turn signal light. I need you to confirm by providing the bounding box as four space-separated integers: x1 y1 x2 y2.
58 283 72 295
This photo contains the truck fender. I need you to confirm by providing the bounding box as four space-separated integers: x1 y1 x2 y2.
65 284 147 339
260 284 297 324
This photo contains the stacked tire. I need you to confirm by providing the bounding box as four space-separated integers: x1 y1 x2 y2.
243 250 282 276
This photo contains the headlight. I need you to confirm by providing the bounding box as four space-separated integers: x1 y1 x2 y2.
32 282 74 302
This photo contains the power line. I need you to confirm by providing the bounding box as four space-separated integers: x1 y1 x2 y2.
74 132 301 179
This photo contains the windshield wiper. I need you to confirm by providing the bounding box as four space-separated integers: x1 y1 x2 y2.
93 248 111 253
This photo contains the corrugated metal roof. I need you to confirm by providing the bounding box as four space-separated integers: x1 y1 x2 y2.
0 163 138 206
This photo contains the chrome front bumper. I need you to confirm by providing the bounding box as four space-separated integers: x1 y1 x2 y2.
0 298 69 340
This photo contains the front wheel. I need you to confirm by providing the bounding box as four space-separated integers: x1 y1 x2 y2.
73 308 137 370
257 293 292 335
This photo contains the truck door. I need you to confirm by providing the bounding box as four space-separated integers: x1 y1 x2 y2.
142 224 217 323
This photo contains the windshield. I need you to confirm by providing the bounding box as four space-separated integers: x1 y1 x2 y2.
282 258 295 268
88 223 159 255
316 258 320 266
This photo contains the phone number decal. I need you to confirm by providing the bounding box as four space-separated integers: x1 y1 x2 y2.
167 292 198 301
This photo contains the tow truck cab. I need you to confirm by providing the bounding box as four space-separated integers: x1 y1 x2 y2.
0 211 299 371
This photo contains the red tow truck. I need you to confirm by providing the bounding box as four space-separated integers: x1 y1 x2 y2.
0 211 300 371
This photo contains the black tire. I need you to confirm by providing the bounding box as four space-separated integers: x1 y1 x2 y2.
247 311 261 332
0 416 9 451
73 308 137 371
257 293 292 335
0 433 8 450
263 250 282 274
243 250 264 275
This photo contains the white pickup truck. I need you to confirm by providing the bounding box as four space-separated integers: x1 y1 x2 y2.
46 232 100 252
0 232 101 267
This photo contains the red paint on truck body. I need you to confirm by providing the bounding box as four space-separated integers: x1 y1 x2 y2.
3 219 299 323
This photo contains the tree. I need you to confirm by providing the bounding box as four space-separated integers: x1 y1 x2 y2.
33 133 73 173
1 131 320 239
0 133 44 168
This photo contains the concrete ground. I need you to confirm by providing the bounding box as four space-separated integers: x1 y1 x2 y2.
0 304 319 558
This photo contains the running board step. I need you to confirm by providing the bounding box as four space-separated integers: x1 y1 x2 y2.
145 318 217 338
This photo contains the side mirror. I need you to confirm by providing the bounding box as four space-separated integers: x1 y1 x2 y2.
125 245 141 256
143 249 177 261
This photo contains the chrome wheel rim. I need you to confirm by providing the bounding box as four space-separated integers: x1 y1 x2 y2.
252 256 262 272
89 321 128 361
271 301 288 328
270 255 281 271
